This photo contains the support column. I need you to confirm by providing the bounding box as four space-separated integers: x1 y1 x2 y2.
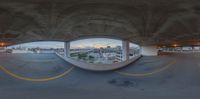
122 40 129 61
64 42 70 57
141 46 158 56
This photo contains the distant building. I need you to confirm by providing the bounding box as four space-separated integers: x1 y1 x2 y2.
115 51 123 62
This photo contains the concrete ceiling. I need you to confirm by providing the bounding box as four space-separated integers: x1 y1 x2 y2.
0 0 200 46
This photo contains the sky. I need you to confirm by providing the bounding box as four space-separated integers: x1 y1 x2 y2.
70 38 122 49
8 41 64 49
8 38 138 49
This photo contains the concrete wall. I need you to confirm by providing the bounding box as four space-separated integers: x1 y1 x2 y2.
12 50 33 53
141 46 158 56
0 47 6 53
56 52 141 71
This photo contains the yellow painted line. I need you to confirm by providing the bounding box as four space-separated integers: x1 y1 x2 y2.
115 60 176 77
0 66 74 82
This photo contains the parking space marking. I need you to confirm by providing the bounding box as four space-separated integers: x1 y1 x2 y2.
0 65 74 82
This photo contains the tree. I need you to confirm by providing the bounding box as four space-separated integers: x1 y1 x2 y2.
88 55 94 60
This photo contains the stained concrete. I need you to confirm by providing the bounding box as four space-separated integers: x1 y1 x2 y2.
0 53 200 99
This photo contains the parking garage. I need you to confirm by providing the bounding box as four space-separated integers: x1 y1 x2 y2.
1 0 200 99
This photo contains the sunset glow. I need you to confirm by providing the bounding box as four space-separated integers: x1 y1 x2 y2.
70 38 122 49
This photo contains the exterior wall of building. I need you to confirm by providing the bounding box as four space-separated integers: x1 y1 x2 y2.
115 51 123 62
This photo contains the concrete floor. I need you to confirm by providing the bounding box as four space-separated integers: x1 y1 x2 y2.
0 53 200 99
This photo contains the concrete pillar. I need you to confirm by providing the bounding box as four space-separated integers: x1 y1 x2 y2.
122 40 129 61
141 46 158 56
64 42 70 57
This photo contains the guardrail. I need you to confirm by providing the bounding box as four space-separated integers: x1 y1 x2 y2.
55 52 141 71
